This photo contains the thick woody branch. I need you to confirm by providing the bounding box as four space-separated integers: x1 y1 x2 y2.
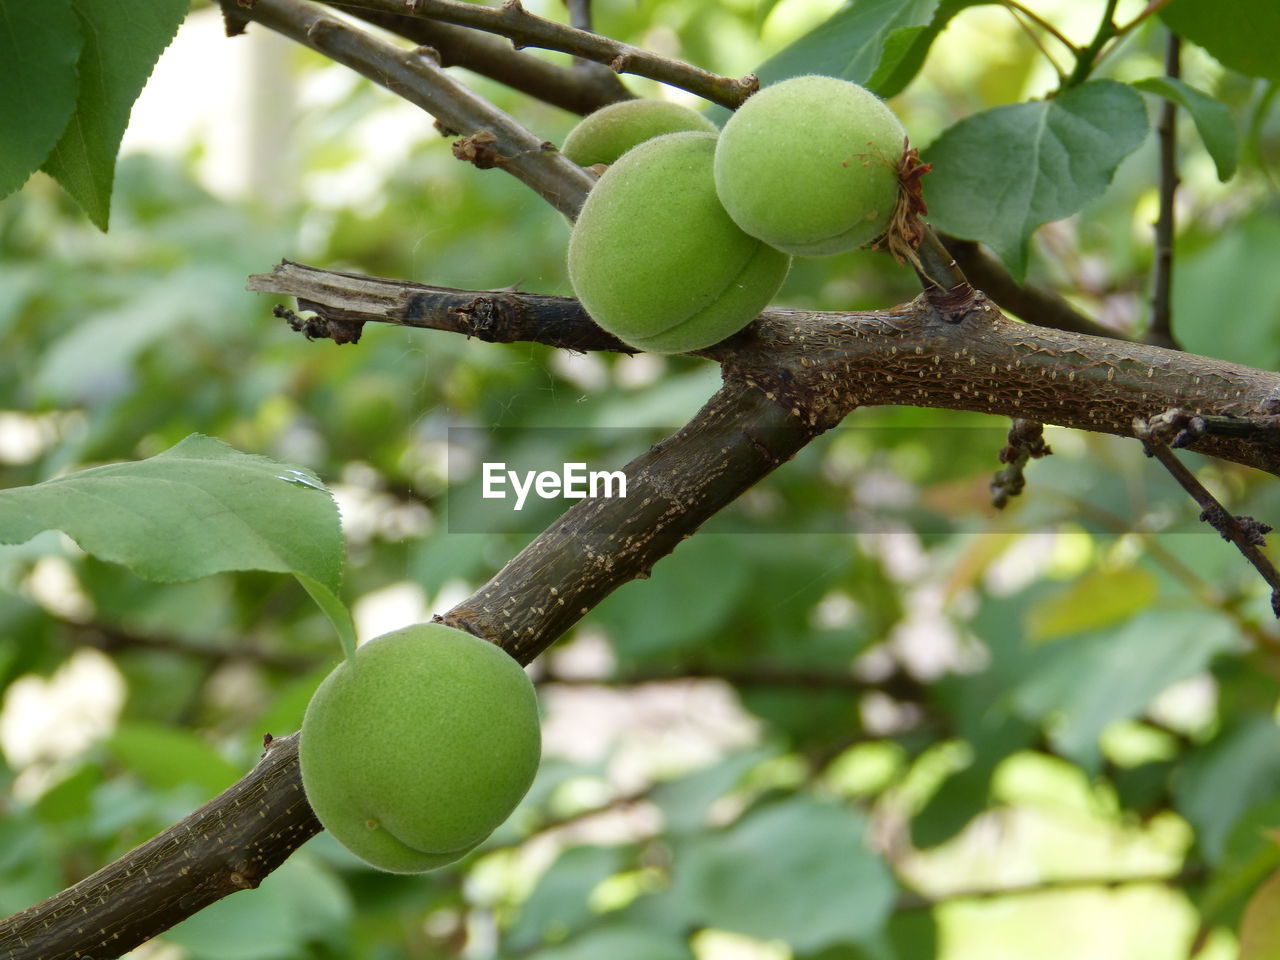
340 0 759 108
250 261 1280 477
223 0 594 218
0 373 827 959
0 735 319 960
326 2 631 114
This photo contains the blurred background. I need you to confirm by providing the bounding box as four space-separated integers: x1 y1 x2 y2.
2 0 1279 957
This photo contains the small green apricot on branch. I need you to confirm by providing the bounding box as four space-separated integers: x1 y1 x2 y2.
299 623 541 873
561 99 715 167
563 76 927 355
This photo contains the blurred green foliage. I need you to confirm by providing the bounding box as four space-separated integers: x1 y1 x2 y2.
1 1 1280 959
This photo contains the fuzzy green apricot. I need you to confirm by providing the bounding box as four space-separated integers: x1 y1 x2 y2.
568 131 790 354
299 622 541 874
714 75 906 256
562 99 716 167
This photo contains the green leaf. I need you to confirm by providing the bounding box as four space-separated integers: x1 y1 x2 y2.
1012 609 1239 769
650 748 774 835
1177 718 1280 863
0 434 356 660
674 798 895 951
0 0 82 199
106 723 242 797
40 0 188 230
924 80 1149 279
1240 870 1280 960
509 846 625 950
1134 77 1240 180
751 0 990 99
163 855 352 959
1161 0 1280 82
594 535 751 661
528 924 693 960
1025 566 1159 643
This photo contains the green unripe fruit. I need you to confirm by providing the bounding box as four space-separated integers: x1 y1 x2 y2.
299 622 541 874
568 131 791 354
562 99 717 167
714 75 905 256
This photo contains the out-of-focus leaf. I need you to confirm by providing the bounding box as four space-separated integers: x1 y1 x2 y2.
509 846 625 950
0 0 81 199
1178 717 1280 863
1012 610 1239 769
34 764 102 824
1025 566 1159 643
106 723 241 797
1173 212 1280 368
751 0 990 99
651 747 774 835
0 434 355 659
162 854 352 959
527 924 693 960
925 80 1149 279
40 0 188 229
1161 0 1280 81
594 534 752 660
799 910 938 960
1201 796 1280 924
1133 77 1239 181
674 797 895 951
1239 869 1280 960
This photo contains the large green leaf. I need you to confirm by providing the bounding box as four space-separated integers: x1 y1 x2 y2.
924 80 1149 279
0 434 355 659
673 798 895 951
1133 77 1240 181
1161 0 1280 81
40 0 188 230
1012 610 1239 770
0 0 82 199
751 0 990 99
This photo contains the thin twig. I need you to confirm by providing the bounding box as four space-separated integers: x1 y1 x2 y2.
327 2 631 114
1001 0 1077 53
1115 0 1179 36
1147 31 1181 349
1135 415 1280 616
939 235 1113 337
1002 3 1068 82
223 0 595 218
339 0 759 108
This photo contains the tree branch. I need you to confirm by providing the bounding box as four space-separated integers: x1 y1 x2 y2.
0 368 830 959
340 0 760 108
1146 30 1181 349
940 234 1113 338
222 0 595 218
0 734 319 960
250 261 1280 478
327 2 632 114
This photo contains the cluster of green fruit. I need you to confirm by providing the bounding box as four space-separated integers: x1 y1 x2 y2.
566 75 907 354
299 623 541 873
